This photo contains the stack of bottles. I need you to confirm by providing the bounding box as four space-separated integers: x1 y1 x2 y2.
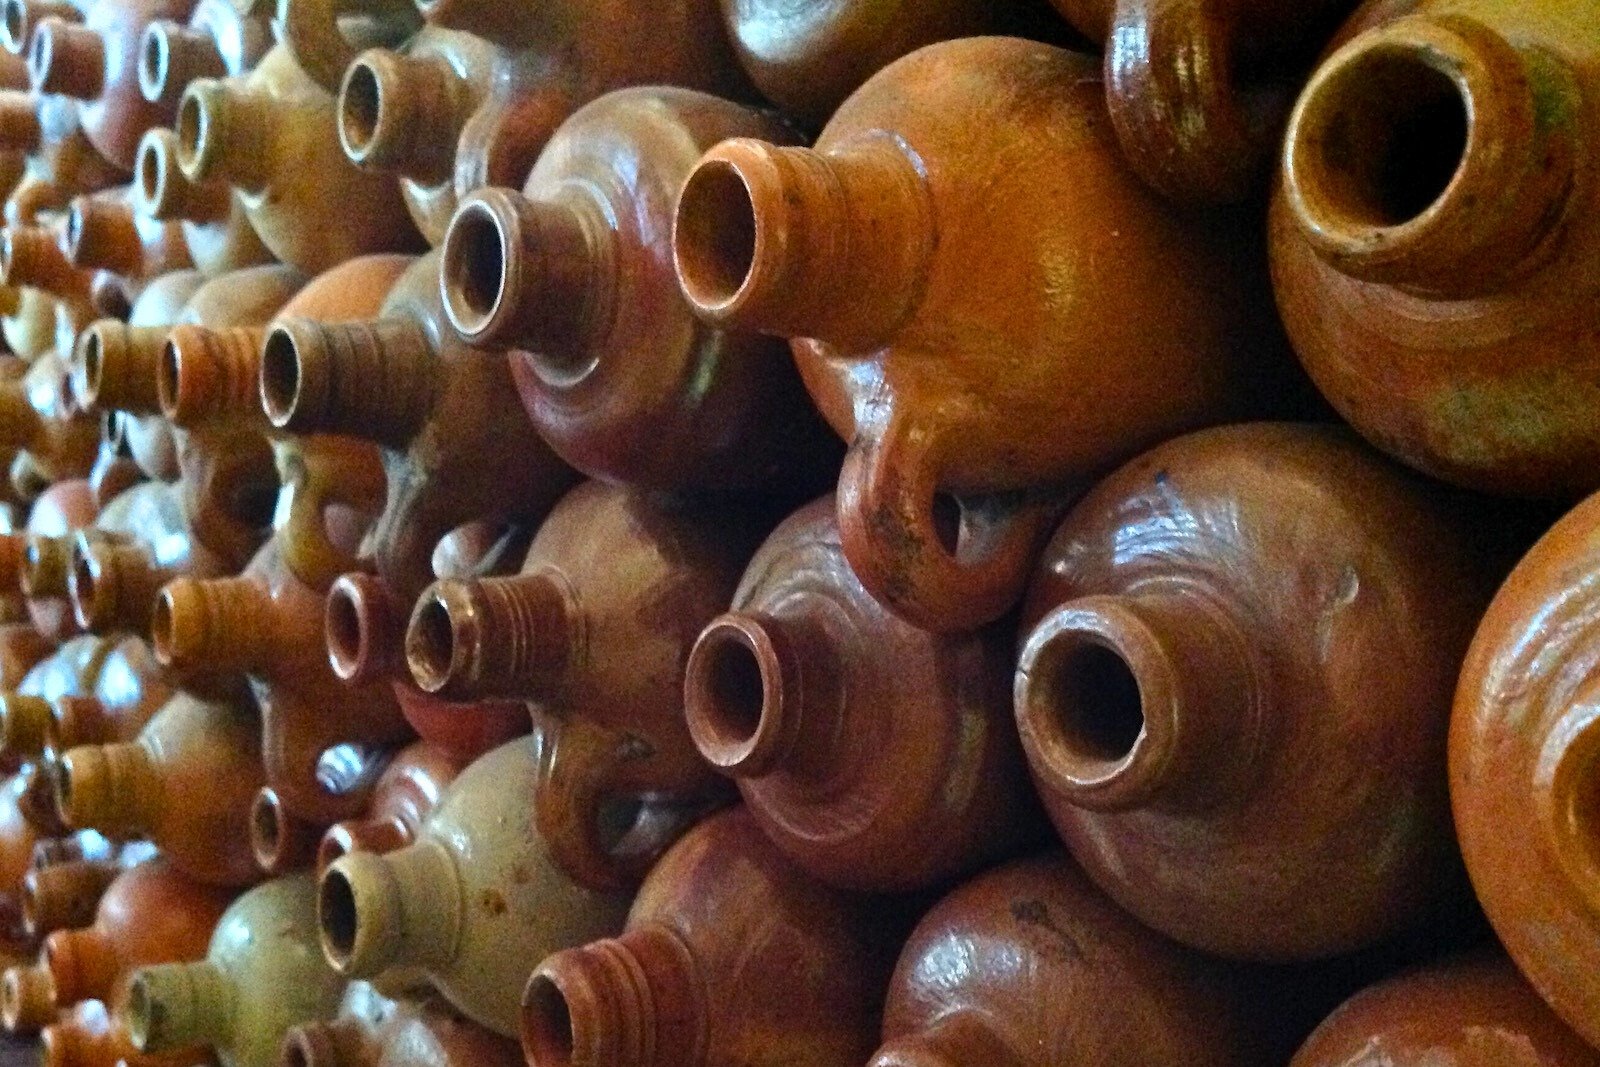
0 0 1587 1064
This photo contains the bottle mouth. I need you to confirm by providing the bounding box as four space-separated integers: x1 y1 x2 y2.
683 617 776 773
439 196 510 341
403 590 459 694
0 0 26 55
337 57 384 162
317 867 360 969
249 788 288 872
136 22 171 104
673 158 759 314
521 974 577 1067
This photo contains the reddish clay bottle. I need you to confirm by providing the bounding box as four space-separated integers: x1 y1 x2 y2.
405 482 759 888
56 691 266 886
523 806 902 1067
1271 0 1600 497
27 0 200 171
15 478 97 641
441 87 837 493
43 856 233 1010
281 982 524 1067
43 998 210 1067
62 188 191 285
125 874 346 1067
1013 423 1497 961
1291 953 1600 1066
0 348 99 488
873 853 1291 1066
137 0 271 113
319 734 631 1037
262 250 578 610
1451 490 1600 1048
673 37 1296 632
299 742 461 874
0 773 40 955
133 127 273 278
683 495 1041 892
0 634 171 768
153 535 412 826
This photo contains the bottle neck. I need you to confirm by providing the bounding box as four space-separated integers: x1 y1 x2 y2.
21 534 71 598
260 316 437 449
72 320 171 415
282 1017 368 1067
339 47 471 185
176 79 279 192
136 127 232 223
0 94 41 153
47 695 113 751
64 195 141 275
0 960 56 1030
325 571 404 684
28 19 104 101
317 812 411 874
124 960 232 1054
158 324 268 429
56 740 161 838
138 21 226 112
0 691 51 762
21 857 117 938
71 539 168 635
871 1015 1026 1067
523 924 706 1067
249 786 322 876
151 574 272 674
1 225 90 301
320 838 462 978
44 926 117 1005
1014 586 1264 813
405 570 574 701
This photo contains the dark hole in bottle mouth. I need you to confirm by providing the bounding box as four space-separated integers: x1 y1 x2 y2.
259 328 302 425
138 27 166 99
340 61 382 157
319 868 359 964
407 595 456 690
523 975 576 1067
442 202 506 334
675 160 757 308
136 138 163 206
1 2 25 53
175 92 205 167
1038 638 1146 765
697 632 765 748
325 585 366 677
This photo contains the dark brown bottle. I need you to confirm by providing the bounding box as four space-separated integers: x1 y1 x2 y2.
62 187 192 282
523 806 902 1067
684 495 1042 892
1014 423 1496 960
281 982 524 1067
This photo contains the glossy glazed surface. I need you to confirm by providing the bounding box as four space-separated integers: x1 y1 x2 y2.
281 982 524 1067
315 740 463 874
43 997 210 1067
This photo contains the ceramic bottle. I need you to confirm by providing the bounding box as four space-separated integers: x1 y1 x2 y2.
319 733 631 1036
62 188 192 281
872 853 1294 1066
524 806 902 1067
20 854 119 937
262 250 578 611
1451 489 1600 1048
0 636 118 770
0 634 171 768
0 0 82 56
683 495 1042 892
133 127 273 277
272 0 419 94
15 478 97 640
175 44 422 273
673 36 1296 631
43 998 211 1067
0 225 95 318
0 350 99 491
314 740 462 876
442 87 838 492
0 773 39 955
43 856 234 1009
1290 953 1600 1066
280 982 524 1067
1270 0 1600 497
124 874 345 1067
27 0 199 171
56 692 266 886
153 535 412 825
1014 423 1496 960
137 0 271 113
2 94 124 231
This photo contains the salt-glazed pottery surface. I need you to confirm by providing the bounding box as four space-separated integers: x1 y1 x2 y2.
281 981 524 1067
673 36 1297 632
43 997 211 1067
1014 423 1498 961
523 806 903 1067
1291 953 1600 1066
175 44 422 273
0 634 171 769
262 250 578 612
442 86 838 493
134 127 274 277
0 633 116 771
42 856 234 1008
405 481 761 889
124 874 345 1067
0 351 99 491
0 774 39 954
63 188 192 283
683 495 1042 892
17 479 98 640
1451 489 1600 1047
1271 0 1600 497
873 853 1297 1066
1049 0 1357 200
138 0 272 112
313 740 463 874
26 0 199 170
318 733 631 1037
153 536 411 825
56 691 265 886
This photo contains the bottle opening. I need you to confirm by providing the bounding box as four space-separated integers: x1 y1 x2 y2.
325 583 367 680
259 327 302 425
697 632 765 748
318 868 359 966
69 544 97 625
63 202 84 261
75 331 103 403
406 594 456 691
675 160 757 309
175 92 205 167
1 2 24 53
138 25 166 101
124 974 154 1048
249 789 283 866
0 968 22 1031
148 590 177 664
25 25 48 85
1030 636 1146 767
156 340 181 415
339 60 382 157
136 137 163 207
440 200 507 337
522 975 576 1067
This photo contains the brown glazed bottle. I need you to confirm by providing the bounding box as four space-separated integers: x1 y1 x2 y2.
314 741 462 875
137 0 271 113
134 127 273 277
70 266 202 429
125 874 345 1067
16 479 97 641
1271 0 1600 497
263 250 578 611
0 773 40 955
406 482 759 889
43 856 233 1009
319 733 631 1037
153 536 411 825
0 636 119 772
1451 489 1600 1047
0 634 172 769
1013 423 1496 961
63 188 191 282
56 692 266 886
27 0 200 171
281 982 524 1067
175 44 422 273
0 349 99 488
523 806 901 1067
442 87 838 493
1291 953 1600 1066
43 998 211 1067
1048 0 1357 201
673 37 1295 632
872 853 1288 1066
683 495 1041 892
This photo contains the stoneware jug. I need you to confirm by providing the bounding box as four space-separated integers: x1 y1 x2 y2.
43 997 211 1067
262 250 578 612
175 44 422 273
523 806 903 1067
133 127 274 278
405 481 760 889
124 874 345 1067
63 188 192 282
0 634 171 769
684 495 1043 892
56 691 266 886
1270 0 1600 498
1290 952 1600 1066
1014 423 1497 960
673 37 1297 631
313 739 463 874
1451 488 1600 1047
14 478 98 640
441 86 838 493
280 982 524 1067
318 732 631 1037
137 0 272 113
